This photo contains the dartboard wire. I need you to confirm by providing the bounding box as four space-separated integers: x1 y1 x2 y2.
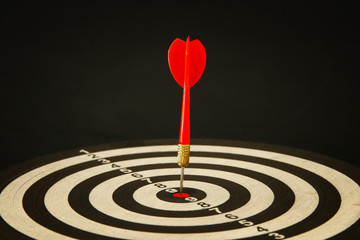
0 144 358 240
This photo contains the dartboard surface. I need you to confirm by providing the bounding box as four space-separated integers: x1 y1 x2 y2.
0 139 359 240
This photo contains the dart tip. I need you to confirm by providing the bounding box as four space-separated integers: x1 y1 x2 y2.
186 36 190 42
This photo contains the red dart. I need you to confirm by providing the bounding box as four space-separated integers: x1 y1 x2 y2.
168 36 206 193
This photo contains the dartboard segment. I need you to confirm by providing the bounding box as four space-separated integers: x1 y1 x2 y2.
0 140 359 240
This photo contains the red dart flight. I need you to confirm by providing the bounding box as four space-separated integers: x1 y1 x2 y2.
168 36 206 193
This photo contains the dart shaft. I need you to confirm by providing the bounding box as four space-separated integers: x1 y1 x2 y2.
179 37 191 145
179 85 190 144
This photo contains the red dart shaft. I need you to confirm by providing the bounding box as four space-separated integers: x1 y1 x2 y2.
179 37 191 145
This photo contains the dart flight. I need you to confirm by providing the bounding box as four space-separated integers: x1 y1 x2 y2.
168 36 206 193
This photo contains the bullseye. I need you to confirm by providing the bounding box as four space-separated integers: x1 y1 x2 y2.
0 140 359 240
173 192 190 198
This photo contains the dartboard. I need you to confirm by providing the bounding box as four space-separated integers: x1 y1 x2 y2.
0 139 359 239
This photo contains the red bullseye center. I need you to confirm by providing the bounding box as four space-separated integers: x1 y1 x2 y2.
173 192 190 198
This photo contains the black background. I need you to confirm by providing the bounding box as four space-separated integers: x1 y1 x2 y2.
2 1 359 170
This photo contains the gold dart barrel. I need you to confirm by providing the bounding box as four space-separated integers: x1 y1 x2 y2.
177 144 190 167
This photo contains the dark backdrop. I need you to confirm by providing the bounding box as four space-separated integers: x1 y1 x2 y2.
2 1 359 170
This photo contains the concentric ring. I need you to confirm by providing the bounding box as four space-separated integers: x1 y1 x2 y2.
0 140 359 240
132 180 231 212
